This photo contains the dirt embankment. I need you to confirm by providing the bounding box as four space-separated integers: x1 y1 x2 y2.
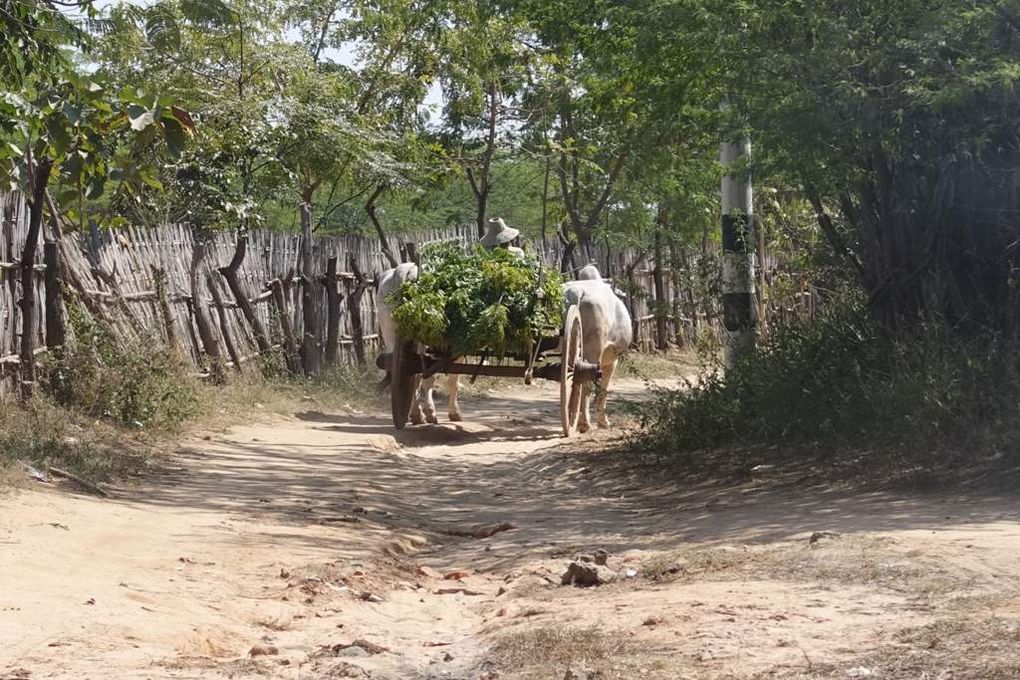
3 379 1020 679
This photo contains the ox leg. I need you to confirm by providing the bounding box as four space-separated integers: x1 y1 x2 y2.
409 375 426 425
447 375 462 421
577 384 593 433
420 374 439 424
595 354 618 429
577 340 602 434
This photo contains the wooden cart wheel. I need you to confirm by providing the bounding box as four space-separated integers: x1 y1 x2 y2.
560 305 584 437
390 337 417 429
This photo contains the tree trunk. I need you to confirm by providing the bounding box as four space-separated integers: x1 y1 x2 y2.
469 81 499 238
300 202 321 377
540 155 551 251
18 158 53 400
653 219 669 351
365 185 398 269
720 134 757 369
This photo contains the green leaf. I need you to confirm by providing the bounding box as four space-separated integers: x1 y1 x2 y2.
56 188 79 206
180 0 235 27
144 5 182 50
139 167 164 191
45 115 72 155
63 103 82 124
161 118 187 159
84 175 107 200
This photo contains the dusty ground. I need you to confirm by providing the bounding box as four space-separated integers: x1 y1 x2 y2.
3 377 1020 679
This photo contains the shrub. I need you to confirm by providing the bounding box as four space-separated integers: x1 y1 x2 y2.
636 301 1020 459
46 303 198 430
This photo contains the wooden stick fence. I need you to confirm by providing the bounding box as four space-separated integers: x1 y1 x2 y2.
0 190 818 395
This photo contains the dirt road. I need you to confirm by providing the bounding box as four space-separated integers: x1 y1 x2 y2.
3 379 1020 679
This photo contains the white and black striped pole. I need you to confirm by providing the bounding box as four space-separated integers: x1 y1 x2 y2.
720 133 757 369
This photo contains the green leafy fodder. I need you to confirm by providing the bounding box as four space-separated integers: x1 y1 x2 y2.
390 242 564 357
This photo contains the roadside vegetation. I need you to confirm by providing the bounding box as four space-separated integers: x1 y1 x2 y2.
1 309 384 488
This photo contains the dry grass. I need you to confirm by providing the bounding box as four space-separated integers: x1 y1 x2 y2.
640 535 975 600
1 360 386 489
0 395 162 486
253 613 294 632
763 610 1020 679
616 349 702 381
488 625 670 679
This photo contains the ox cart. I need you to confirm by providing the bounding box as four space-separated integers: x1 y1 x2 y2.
376 303 600 437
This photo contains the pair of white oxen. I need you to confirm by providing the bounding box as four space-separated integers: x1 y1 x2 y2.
377 263 633 433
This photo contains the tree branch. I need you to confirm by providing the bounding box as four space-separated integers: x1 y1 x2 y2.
807 190 868 285
365 184 398 268
582 147 629 233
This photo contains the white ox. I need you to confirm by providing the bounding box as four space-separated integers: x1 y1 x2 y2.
377 263 462 424
562 265 633 431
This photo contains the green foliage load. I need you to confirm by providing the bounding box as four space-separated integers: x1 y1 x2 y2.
390 242 564 357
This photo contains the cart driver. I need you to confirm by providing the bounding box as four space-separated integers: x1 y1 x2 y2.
480 217 526 258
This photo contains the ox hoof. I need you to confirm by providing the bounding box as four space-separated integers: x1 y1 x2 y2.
449 411 463 422
597 417 611 429
410 409 426 426
578 422 591 434
426 414 439 425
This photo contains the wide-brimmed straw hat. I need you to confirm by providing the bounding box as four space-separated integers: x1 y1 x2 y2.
480 217 520 248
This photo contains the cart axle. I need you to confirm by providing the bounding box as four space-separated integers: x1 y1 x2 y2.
376 352 600 386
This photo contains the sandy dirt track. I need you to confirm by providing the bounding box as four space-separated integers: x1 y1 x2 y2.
3 379 1020 679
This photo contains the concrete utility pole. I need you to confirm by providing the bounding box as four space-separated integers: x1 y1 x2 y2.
720 135 757 369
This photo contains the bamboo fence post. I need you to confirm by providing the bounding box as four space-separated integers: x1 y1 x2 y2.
323 256 343 366
269 278 299 374
348 255 368 367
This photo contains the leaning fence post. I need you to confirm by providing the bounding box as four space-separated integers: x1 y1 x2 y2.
152 265 181 352
207 273 243 374
270 278 300 374
190 240 225 384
